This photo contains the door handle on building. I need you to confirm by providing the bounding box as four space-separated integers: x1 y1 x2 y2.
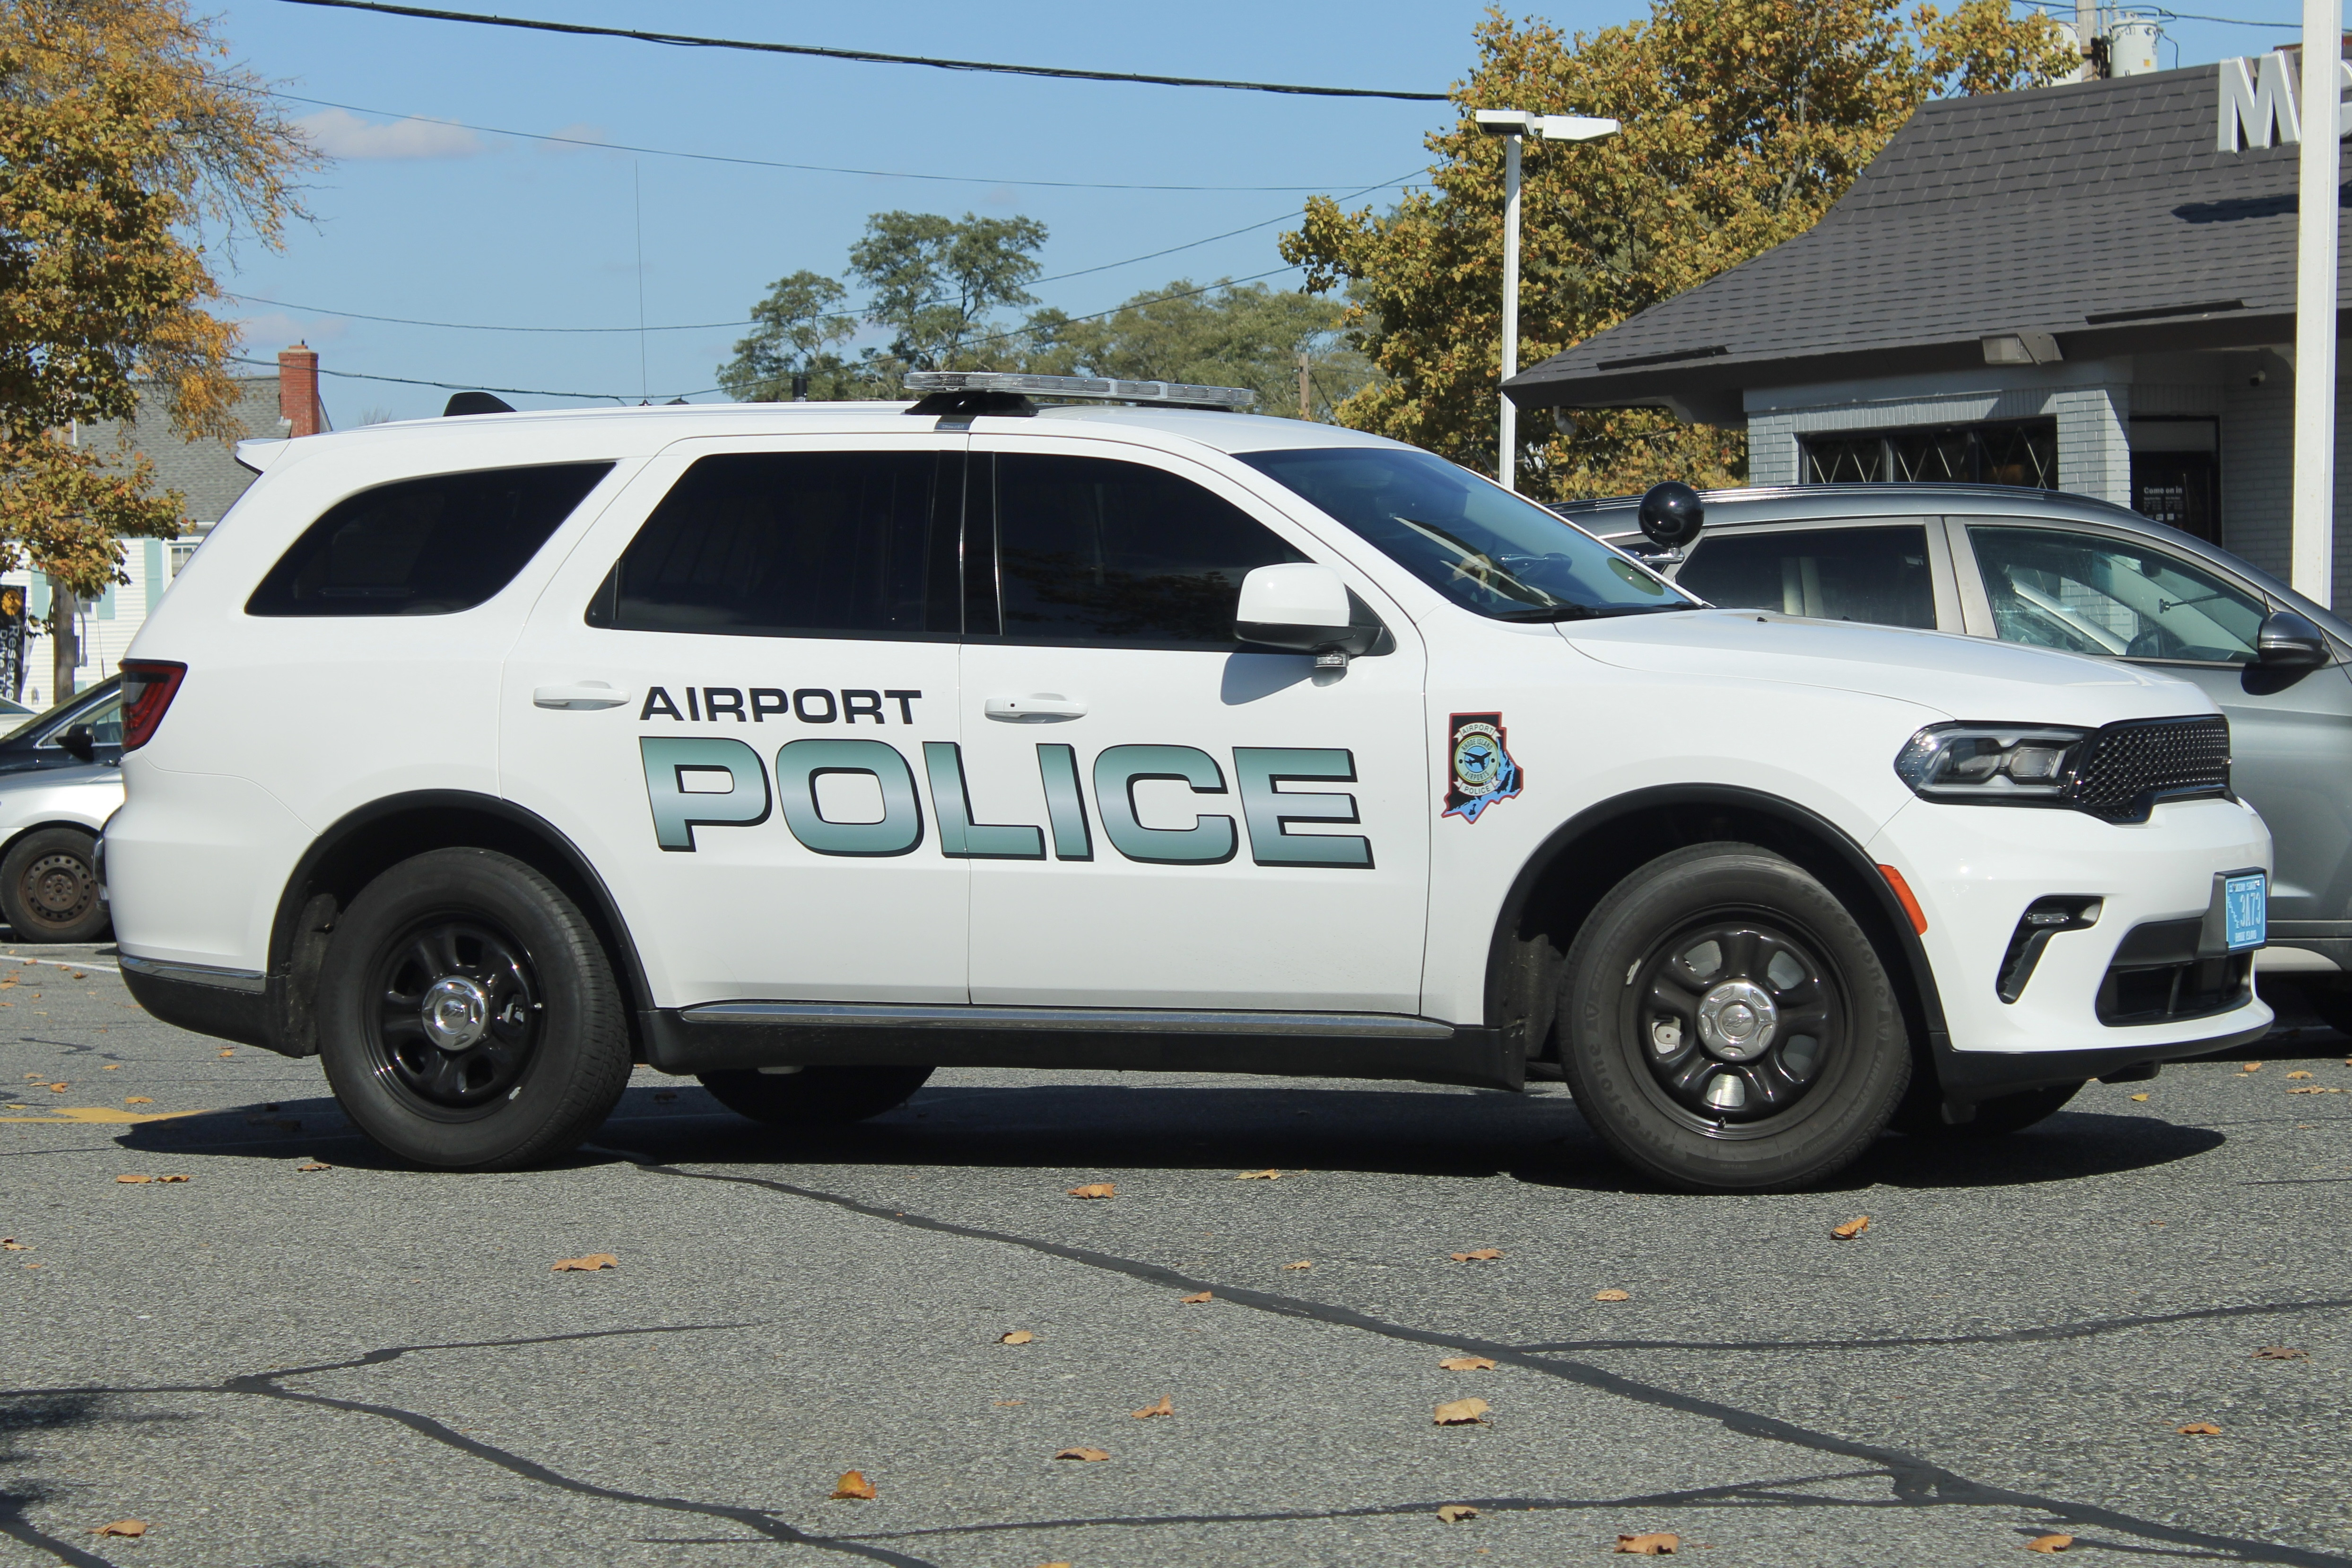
984 693 1086 722
533 681 632 711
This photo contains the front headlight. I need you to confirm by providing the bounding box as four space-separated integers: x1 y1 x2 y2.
1893 723 2091 802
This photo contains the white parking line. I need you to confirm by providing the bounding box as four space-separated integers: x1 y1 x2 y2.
0 954 120 975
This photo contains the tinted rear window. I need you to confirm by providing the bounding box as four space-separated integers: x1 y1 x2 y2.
246 463 613 617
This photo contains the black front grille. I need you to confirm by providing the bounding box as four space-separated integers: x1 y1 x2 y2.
2070 715 2230 823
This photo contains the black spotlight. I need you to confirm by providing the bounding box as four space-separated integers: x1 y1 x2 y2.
1637 481 1705 550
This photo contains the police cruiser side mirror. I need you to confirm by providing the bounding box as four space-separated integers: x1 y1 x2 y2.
2256 609 2330 669
1237 563 1378 667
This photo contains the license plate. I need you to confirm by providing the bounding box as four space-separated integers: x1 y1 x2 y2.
2225 872 2268 951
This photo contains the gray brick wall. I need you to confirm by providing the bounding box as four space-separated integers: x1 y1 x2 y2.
1742 379 2131 506
2050 385 2131 506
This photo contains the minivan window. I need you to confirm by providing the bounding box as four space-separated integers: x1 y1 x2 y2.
1238 447 1690 621
989 453 1307 647
1675 525 1937 629
592 451 956 639
247 463 612 617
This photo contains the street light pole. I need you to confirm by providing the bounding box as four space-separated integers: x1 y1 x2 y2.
1475 110 1621 493
2293 0 2342 607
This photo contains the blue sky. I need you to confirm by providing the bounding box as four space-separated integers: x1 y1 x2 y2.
209 1 2303 422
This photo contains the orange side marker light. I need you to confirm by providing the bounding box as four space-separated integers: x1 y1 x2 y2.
1877 864 1928 934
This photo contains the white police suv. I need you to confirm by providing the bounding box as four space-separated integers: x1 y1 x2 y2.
106 372 2273 1190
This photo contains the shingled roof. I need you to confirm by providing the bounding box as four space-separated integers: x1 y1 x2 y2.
1505 64 2317 418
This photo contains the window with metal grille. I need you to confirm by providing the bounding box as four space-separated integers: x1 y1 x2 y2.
1799 420 2057 489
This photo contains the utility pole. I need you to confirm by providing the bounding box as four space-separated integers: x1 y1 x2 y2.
1474 110 1620 493
1298 349 1312 421
2294 0 2342 606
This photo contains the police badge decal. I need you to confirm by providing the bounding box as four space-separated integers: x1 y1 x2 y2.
1443 713 1522 823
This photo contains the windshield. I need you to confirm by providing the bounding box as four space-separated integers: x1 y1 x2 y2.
1237 447 1694 621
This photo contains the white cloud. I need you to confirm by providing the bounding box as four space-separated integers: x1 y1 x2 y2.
299 108 483 161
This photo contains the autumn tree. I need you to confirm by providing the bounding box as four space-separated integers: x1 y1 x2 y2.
1281 1 2075 499
0 0 307 691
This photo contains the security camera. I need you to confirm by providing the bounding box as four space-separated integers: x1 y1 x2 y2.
2249 369 2267 387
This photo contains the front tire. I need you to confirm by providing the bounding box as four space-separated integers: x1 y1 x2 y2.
317 848 630 1170
1558 843 1910 1192
1 827 107 943
698 1064 933 1126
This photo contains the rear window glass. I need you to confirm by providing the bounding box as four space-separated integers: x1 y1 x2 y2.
246 463 613 617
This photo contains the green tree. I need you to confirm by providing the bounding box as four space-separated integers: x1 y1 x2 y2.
0 0 308 606
716 270 857 401
848 210 1048 374
1021 279 1375 420
1281 1 2074 498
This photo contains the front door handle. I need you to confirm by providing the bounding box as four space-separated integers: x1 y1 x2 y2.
533 681 632 711
984 693 1086 722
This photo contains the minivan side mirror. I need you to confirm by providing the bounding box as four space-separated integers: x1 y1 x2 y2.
57 724 96 762
2256 609 2331 669
1236 563 1379 665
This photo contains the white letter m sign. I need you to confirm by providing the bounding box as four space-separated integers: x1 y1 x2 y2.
2219 54 2302 152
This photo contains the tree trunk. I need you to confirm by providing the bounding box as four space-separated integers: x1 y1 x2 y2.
49 584 78 703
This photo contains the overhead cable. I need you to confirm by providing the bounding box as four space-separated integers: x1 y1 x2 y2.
270 0 1450 101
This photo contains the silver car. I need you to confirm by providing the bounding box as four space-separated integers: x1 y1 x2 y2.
0 760 120 942
1565 482 2352 1030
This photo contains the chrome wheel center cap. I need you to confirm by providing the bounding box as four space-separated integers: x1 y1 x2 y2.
420 976 491 1052
1696 980 1778 1062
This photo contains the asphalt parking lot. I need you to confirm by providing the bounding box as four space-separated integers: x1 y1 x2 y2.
3 946 2350 1568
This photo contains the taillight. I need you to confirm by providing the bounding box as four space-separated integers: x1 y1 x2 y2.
120 660 186 751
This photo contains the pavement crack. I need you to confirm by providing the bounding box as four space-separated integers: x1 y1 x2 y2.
0 1323 943 1568
593 1148 2351 1568
1507 1296 2352 1354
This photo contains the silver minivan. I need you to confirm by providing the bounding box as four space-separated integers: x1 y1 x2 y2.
1567 482 2352 1030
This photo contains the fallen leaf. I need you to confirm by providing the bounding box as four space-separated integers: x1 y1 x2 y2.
1433 1397 1490 1426
2129 1092 2151 1101
218 1050 234 1058
999 1331 1035 1344
24 1262 39 1269
90 1520 147 1538
1068 1183 1114 1199
1179 1290 1212 1304
101 1063 117 1070
158 1175 189 1183
1054 1446 1110 1462
1451 1249 1504 1262
1440 1356 1497 1371
2286 1070 2315 1080
115 1174 151 1184
2025 1534 2073 1553
46 1082 65 1092
2177 1422 2222 1435
123 1097 151 1105
2241 1062 2264 1073
1437 1504 1480 1524
1594 1289 1632 1302
2253 1345 2308 1360
1236 1168 1281 1180
1616 1533 1680 1555
0 1240 23 1250
550 1253 618 1272
1035 1562 1074 1568
1282 1259 1313 1270
830 1470 876 1500
297 1163 330 1173
1131 1395 1173 1419
1831 1216 1870 1239
2288 1086 2343 1094
69 971 84 980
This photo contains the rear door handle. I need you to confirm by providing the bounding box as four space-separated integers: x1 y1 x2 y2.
984 693 1086 722
533 681 632 711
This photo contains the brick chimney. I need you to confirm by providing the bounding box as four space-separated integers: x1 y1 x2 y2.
278 343 322 437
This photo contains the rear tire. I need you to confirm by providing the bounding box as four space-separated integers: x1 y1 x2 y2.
0 827 107 943
698 1064 933 1126
317 848 630 1170
1558 843 1910 1192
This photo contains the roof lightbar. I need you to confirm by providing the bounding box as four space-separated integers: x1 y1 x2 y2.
904 370 1257 417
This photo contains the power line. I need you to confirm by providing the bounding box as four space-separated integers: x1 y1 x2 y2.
2140 8 2300 25
270 89 1389 193
270 0 1450 101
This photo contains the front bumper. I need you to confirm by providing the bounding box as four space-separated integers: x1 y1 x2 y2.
1869 794 2273 1083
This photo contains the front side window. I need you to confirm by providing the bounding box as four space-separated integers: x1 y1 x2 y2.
1237 446 1690 621
988 453 1308 646
1969 524 2266 663
592 451 957 638
1674 525 1937 629
247 462 613 617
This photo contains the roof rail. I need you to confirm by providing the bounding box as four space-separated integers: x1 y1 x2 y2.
904 370 1256 417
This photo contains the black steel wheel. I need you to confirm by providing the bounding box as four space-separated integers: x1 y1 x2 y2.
1559 843 1910 1192
0 827 107 943
318 848 630 1170
697 1064 934 1127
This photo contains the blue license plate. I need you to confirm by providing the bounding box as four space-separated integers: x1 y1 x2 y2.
2225 872 2268 951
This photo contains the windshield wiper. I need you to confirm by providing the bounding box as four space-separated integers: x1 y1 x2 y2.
1492 603 1603 622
